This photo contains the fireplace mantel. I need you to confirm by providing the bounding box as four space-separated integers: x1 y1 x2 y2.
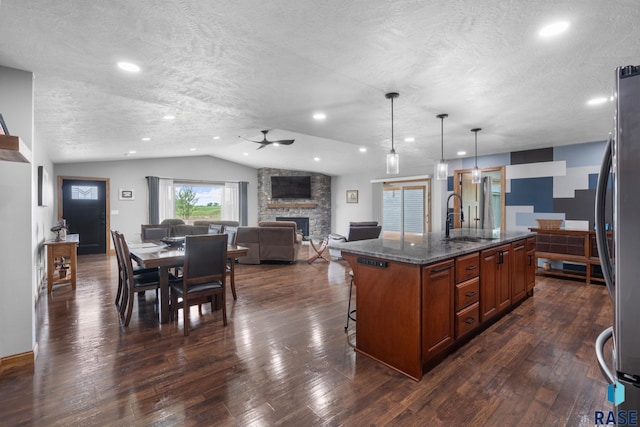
267 202 318 209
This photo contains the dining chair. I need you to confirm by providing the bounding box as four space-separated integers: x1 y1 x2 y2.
116 231 167 326
224 226 239 300
208 224 223 235
141 224 170 242
112 229 160 314
170 234 228 336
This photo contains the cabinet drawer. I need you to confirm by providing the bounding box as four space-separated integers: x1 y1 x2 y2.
51 244 74 259
456 302 480 339
455 252 480 283
455 278 479 311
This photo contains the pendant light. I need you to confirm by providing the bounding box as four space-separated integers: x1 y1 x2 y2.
386 92 400 175
435 114 448 180
471 128 482 184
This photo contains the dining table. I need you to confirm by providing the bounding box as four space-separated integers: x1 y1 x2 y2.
128 240 249 324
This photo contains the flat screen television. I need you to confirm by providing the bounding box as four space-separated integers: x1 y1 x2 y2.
271 176 311 199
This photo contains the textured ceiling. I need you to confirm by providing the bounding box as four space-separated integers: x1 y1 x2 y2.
0 0 637 176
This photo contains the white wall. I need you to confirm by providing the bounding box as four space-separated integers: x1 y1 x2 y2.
0 65 36 359
55 156 259 240
331 171 379 235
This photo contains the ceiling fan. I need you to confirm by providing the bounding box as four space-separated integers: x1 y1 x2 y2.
239 130 295 150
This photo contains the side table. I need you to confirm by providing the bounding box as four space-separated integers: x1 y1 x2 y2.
44 234 79 293
308 236 330 264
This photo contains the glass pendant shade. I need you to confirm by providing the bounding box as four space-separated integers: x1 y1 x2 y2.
385 92 400 175
471 128 482 184
435 114 449 180
435 160 448 180
387 149 399 174
471 166 482 184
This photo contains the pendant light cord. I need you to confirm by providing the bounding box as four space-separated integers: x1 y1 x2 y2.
440 117 444 160
391 97 395 152
474 131 478 167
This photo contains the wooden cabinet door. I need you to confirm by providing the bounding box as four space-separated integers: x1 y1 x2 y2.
511 240 527 303
480 248 499 322
497 245 512 312
422 259 455 360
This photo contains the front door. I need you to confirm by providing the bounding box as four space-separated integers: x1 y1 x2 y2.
61 178 107 255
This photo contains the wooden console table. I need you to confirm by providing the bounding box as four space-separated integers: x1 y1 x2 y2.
44 234 79 293
530 228 611 284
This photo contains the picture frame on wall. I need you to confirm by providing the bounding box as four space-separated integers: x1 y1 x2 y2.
37 166 49 206
346 190 358 204
119 189 135 200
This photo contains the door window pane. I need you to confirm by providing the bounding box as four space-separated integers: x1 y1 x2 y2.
71 185 98 200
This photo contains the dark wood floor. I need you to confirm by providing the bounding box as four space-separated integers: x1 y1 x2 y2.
0 245 614 426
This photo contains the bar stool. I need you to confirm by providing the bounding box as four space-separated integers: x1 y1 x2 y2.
345 270 356 331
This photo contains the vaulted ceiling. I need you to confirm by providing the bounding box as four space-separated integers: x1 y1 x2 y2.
0 1 637 176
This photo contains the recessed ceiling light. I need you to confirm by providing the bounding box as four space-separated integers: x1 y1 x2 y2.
587 97 609 106
313 157 320 161
163 115 175 120
141 137 150 141
190 148 196 151
457 151 467 156
213 136 220 140
313 113 326 120
359 147 367 153
404 137 415 142
117 61 140 72
539 21 570 38
243 152 249 156
128 150 137 154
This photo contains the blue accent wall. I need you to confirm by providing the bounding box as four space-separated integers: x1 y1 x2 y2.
506 177 554 212
447 176 454 191
554 140 607 167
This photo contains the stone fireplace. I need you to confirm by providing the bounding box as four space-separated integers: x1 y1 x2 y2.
258 168 331 237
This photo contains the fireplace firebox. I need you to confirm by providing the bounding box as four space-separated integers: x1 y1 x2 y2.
276 217 309 238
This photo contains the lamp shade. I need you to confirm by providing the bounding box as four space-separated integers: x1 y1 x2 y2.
435 160 448 181
387 149 399 175
471 166 481 184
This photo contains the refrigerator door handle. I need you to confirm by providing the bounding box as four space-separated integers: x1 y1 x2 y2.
595 326 616 385
595 136 615 300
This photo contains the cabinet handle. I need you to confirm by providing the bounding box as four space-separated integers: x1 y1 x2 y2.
432 264 453 273
528 254 533 266
497 251 503 265
465 291 477 297
465 265 477 270
465 317 476 324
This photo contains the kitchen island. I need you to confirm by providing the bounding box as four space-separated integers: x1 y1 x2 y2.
335 229 536 381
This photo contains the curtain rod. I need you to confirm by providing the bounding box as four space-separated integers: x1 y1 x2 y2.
145 176 245 184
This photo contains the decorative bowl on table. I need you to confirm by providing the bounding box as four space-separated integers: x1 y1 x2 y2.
160 236 185 248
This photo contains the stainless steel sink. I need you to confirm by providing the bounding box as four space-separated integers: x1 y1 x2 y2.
442 236 498 243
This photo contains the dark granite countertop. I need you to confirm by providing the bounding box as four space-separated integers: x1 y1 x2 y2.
331 229 536 265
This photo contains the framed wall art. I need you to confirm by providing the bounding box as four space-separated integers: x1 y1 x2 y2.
346 190 358 204
119 189 135 200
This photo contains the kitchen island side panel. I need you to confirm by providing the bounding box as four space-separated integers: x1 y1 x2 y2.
343 253 423 380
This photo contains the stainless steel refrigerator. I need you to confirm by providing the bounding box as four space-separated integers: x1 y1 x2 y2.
595 65 640 412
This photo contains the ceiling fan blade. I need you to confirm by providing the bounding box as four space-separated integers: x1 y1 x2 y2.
274 139 295 145
238 136 261 143
256 144 268 150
